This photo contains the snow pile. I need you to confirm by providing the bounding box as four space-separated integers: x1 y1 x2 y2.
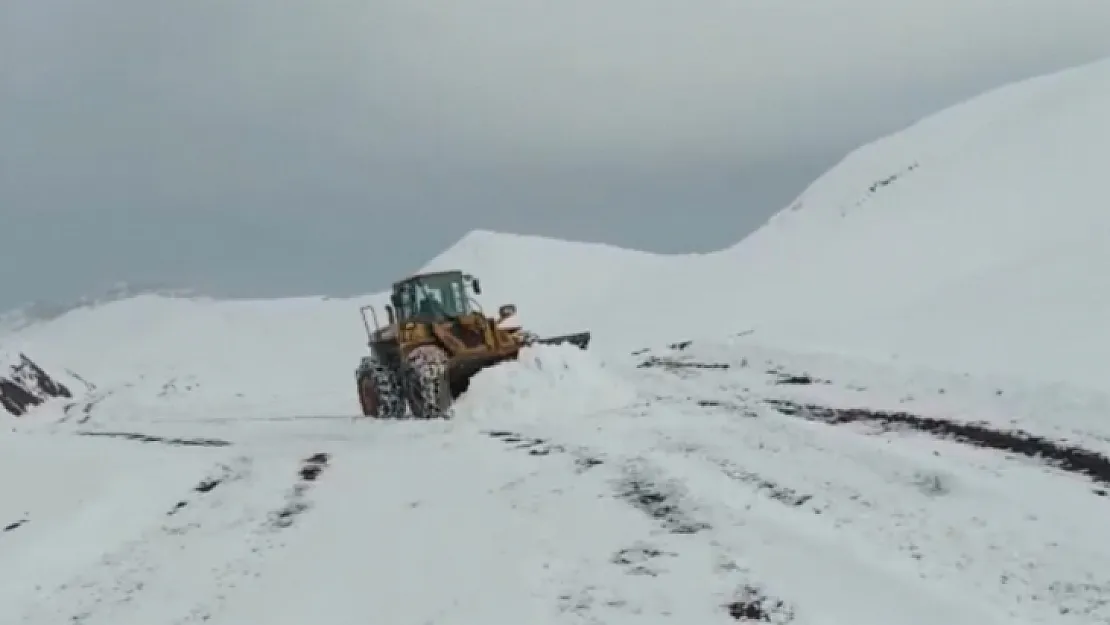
0 352 75 417
454 343 641 425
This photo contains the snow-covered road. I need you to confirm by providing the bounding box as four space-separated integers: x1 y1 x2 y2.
4 342 1109 625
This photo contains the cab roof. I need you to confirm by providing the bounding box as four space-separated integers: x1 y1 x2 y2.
391 270 464 290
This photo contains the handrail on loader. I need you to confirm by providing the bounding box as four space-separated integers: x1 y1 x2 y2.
359 305 380 345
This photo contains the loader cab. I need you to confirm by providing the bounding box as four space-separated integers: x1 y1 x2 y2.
389 270 481 324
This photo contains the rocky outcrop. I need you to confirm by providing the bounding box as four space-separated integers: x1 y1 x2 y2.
0 353 72 416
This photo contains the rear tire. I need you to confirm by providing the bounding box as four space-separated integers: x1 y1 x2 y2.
356 355 404 418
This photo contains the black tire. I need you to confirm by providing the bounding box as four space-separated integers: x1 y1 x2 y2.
403 345 453 419
356 355 405 418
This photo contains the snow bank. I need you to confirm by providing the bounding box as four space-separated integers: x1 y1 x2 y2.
453 343 641 425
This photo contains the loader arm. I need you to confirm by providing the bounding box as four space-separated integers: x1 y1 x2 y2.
431 318 490 358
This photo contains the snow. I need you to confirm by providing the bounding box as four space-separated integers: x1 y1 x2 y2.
4 56 1110 624
718 58 1110 387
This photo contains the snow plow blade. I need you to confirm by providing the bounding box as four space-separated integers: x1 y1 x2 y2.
533 331 591 350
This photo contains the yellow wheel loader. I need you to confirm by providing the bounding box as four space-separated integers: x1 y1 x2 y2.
355 270 591 419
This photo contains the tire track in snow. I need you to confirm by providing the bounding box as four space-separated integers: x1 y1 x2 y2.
763 398 1110 494
478 348 1107 624
698 398 1110 622
638 342 1110 494
14 452 333 625
483 429 799 623
631 348 1110 624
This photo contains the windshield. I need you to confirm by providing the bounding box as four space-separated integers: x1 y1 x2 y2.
395 273 471 321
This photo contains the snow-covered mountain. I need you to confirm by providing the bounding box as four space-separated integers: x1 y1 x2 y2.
3 57 1110 625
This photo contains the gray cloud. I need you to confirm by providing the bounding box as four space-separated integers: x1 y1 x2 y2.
4 0 1110 310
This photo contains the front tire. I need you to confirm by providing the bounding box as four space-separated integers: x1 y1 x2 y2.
404 345 453 419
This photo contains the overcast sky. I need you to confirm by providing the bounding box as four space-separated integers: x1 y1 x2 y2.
4 0 1110 311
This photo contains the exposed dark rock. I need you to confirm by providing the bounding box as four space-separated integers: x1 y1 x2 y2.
0 353 72 416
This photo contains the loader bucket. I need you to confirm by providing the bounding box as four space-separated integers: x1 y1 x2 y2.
446 351 519 399
445 331 591 398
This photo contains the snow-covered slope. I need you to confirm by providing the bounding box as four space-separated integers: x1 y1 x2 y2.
720 57 1110 387
3 56 1110 625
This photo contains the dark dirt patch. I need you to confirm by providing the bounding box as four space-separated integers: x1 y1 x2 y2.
765 399 1110 490
614 476 711 535
3 519 28 532
195 477 223 493
269 452 331 529
638 356 730 371
77 431 231 447
726 585 796 622
167 470 234 515
710 458 814 508
271 497 311 528
299 452 330 481
696 398 760 417
575 456 604 471
611 542 676 576
62 390 115 424
766 369 829 386
485 430 565 456
484 430 603 470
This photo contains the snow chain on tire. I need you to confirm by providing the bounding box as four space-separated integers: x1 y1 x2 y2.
405 345 453 419
356 354 405 418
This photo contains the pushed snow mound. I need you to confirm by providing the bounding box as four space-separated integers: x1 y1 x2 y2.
453 344 640 425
